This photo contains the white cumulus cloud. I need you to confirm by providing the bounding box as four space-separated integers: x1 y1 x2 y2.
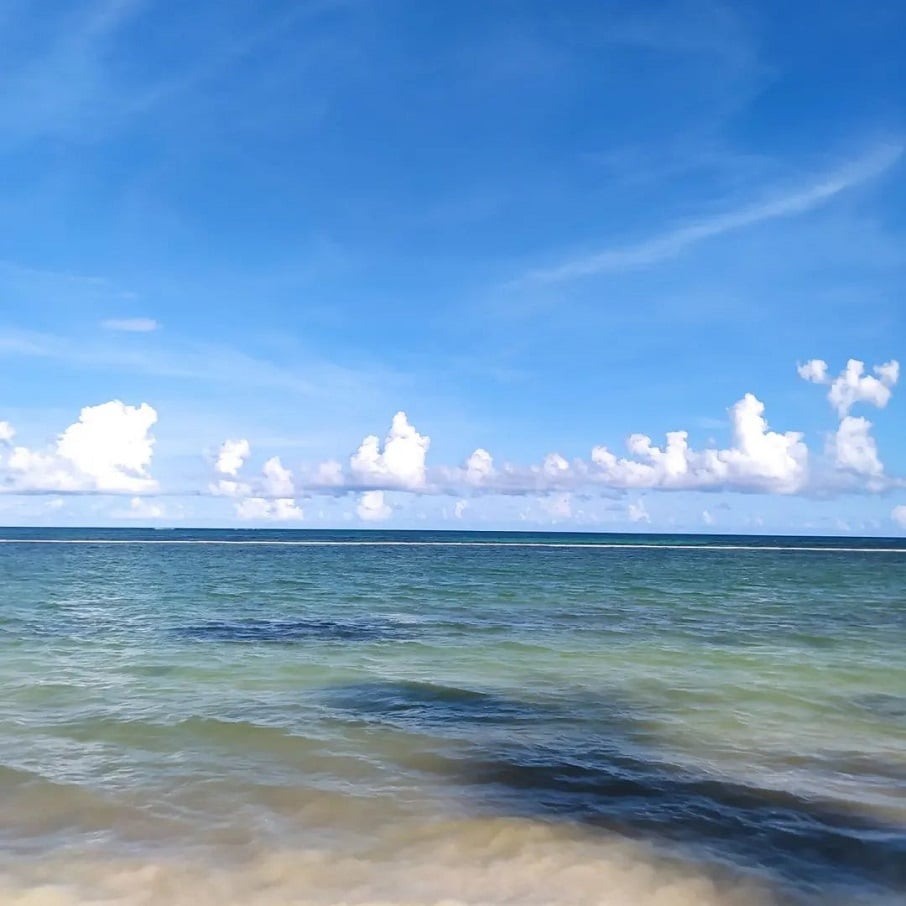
215 438 251 476
188 356 898 512
210 452 297 502
797 359 828 383
799 358 899 416
892 505 906 529
209 478 252 497
5 447 77 490
465 448 494 485
591 394 807 493
235 497 303 521
0 421 14 444
357 489 392 521
262 456 294 497
119 497 165 519
350 411 430 490
542 452 571 477
832 416 884 479
314 459 344 487
56 402 157 491
3 401 158 493
627 500 650 523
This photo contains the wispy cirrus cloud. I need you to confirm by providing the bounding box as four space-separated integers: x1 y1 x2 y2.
101 317 159 332
521 144 903 284
0 326 395 399
0 0 354 147
0 0 148 145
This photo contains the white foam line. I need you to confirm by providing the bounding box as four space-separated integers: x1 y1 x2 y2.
0 539 904 553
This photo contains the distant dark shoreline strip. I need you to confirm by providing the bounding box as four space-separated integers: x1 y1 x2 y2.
0 538 904 552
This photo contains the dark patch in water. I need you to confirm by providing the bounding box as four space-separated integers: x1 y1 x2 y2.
856 693 906 722
456 745 906 892
325 680 544 724
174 617 407 644
325 679 906 902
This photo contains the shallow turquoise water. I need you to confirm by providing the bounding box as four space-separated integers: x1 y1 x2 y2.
0 529 904 905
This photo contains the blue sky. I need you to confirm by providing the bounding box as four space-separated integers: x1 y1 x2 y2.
1 0 904 533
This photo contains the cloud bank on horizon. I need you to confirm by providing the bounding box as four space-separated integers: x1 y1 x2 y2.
1 358 904 529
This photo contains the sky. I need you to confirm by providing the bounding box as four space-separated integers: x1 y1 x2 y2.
0 0 904 534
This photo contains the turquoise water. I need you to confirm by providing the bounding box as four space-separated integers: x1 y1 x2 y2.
0 529 904 905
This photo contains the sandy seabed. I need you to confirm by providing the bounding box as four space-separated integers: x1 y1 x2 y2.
0 815 779 906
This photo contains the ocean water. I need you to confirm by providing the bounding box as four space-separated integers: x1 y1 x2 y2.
0 529 904 906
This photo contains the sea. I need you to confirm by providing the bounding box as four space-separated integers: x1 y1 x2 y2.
0 528 904 905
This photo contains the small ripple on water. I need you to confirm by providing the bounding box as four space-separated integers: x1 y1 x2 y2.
172 617 411 644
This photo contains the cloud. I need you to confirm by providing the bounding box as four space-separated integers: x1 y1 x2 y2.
432 448 496 494
215 438 251 476
55 401 157 491
232 354 896 506
453 499 468 519
357 490 391 522
542 452 571 477
0 0 150 145
0 326 399 411
308 459 347 489
627 499 650 523
892 505 906 529
523 145 903 283
832 416 884 479
464 448 494 485
187 352 897 509
799 358 899 417
209 447 300 505
2 400 157 493
209 478 252 497
118 496 165 519
798 358 898 489
543 492 572 520
262 456 294 497
314 460 345 487
349 411 430 490
12 353 896 513
209 446 300 504
796 359 828 383
4 448 77 491
101 318 159 332
875 361 900 386
702 509 714 526
235 497 303 521
590 393 808 493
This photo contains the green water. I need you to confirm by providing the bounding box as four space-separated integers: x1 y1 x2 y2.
0 529 904 905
